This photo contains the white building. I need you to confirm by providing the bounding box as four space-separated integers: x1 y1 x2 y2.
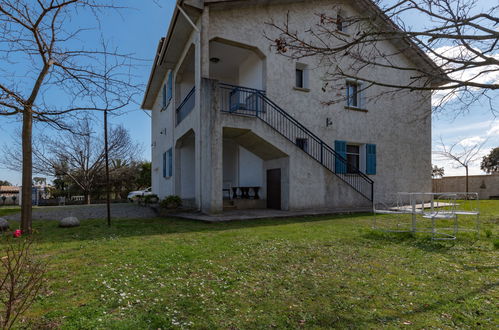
142 0 441 214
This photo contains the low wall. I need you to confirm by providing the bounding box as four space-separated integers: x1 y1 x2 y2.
433 174 499 199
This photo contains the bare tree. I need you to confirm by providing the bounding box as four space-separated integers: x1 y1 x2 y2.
0 1 140 233
433 137 487 193
268 0 498 113
3 119 140 205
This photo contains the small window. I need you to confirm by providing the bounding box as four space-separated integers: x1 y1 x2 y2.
296 138 308 152
295 63 309 89
337 14 344 32
296 68 304 88
346 81 362 108
346 144 360 173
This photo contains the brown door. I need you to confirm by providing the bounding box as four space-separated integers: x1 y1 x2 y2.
266 169 281 210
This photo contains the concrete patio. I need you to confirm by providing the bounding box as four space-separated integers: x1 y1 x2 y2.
171 207 373 222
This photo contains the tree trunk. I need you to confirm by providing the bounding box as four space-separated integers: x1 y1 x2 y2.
21 107 33 234
465 165 469 193
85 193 91 205
104 110 111 226
20 62 52 234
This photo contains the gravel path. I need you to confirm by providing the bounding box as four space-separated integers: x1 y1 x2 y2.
4 203 157 221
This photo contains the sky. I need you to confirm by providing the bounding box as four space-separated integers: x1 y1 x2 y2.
0 0 497 185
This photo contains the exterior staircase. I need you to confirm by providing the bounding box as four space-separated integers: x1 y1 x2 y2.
219 83 374 202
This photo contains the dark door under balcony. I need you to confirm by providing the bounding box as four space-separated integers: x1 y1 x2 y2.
266 169 281 210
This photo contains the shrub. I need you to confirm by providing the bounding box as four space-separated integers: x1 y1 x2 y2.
160 195 182 209
0 235 46 328
144 194 159 205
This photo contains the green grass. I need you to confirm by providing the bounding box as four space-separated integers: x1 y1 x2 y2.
2 202 499 328
0 205 20 217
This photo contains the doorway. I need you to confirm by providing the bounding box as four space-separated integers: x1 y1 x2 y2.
266 169 281 209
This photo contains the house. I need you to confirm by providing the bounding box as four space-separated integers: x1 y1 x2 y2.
0 185 20 205
142 0 441 214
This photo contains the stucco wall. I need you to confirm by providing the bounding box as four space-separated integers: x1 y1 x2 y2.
151 71 175 199
433 175 499 199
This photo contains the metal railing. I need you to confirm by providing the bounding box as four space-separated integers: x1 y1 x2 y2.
219 83 374 201
176 87 195 125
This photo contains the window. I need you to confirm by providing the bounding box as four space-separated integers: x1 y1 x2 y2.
346 81 359 108
346 144 360 173
295 68 304 88
366 144 377 175
295 138 308 152
162 152 167 177
337 14 344 32
163 148 173 178
162 71 173 110
295 63 309 90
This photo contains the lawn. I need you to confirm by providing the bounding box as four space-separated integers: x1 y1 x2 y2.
2 202 499 328
0 205 21 217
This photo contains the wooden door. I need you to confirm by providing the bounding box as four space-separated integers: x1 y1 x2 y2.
266 169 281 210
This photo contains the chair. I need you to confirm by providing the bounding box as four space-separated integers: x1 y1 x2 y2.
422 193 458 240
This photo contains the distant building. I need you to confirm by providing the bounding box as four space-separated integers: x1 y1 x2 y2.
0 186 20 205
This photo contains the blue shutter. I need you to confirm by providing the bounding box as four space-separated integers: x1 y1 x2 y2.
366 144 377 175
162 152 167 177
167 71 173 102
167 148 173 177
162 84 167 108
334 140 347 174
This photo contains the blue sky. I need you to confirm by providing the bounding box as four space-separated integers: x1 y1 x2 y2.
0 0 497 185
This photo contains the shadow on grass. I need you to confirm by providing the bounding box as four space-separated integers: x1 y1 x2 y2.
372 281 498 326
5 212 372 244
362 229 458 253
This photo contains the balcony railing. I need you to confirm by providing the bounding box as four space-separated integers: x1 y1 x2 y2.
219 83 266 116
176 87 195 125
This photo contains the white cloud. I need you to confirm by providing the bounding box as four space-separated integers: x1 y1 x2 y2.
459 135 486 147
429 45 499 106
486 122 499 136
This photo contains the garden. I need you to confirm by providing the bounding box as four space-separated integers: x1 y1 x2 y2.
0 202 497 328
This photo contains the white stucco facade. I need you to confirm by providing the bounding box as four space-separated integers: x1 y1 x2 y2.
143 0 436 214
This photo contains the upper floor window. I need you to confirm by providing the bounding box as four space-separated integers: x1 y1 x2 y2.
296 68 304 88
336 14 344 32
162 71 173 110
346 80 365 109
295 63 309 90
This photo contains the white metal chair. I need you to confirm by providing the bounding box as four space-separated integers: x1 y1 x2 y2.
422 193 458 240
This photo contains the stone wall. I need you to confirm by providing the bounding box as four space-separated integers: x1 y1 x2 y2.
433 175 499 199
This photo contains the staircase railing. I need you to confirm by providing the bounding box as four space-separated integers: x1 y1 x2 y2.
219 83 374 201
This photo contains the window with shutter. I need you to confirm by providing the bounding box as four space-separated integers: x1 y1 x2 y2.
162 152 167 178
167 148 173 177
334 140 347 174
366 144 377 175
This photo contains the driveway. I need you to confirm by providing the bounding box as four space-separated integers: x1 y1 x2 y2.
4 203 157 221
